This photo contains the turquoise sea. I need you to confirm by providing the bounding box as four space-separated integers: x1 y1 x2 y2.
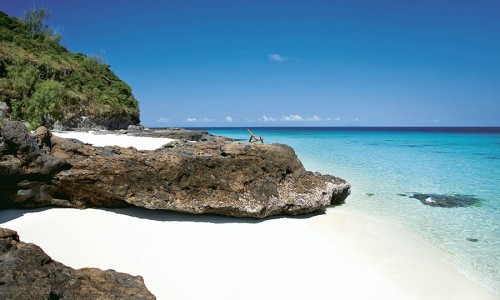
192 127 500 292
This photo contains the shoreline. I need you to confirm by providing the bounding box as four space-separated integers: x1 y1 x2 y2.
2 129 496 298
0 205 496 299
316 206 499 298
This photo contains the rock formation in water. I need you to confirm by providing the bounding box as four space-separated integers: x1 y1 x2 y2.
0 121 350 218
0 228 155 299
410 193 481 208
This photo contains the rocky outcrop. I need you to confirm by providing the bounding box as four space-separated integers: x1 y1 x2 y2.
54 140 350 217
0 121 350 218
0 227 155 299
0 121 72 208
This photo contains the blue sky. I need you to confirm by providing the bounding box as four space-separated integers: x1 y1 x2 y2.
2 0 500 126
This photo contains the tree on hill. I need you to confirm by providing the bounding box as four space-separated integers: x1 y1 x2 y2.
23 5 50 38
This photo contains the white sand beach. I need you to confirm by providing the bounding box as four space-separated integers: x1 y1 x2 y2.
51 131 175 150
1 132 496 299
1 207 496 300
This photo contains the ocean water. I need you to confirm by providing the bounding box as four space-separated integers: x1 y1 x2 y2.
196 127 500 292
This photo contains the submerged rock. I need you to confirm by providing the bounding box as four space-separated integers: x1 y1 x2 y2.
410 193 481 208
0 227 155 299
0 121 350 218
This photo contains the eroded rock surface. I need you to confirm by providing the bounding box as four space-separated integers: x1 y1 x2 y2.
0 121 72 208
0 121 350 218
0 228 155 299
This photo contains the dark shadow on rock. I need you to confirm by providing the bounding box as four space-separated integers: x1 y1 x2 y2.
287 208 326 219
0 207 51 223
327 202 346 209
101 206 326 224
0 205 327 226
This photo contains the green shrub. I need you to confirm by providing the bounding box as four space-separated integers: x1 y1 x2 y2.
25 79 64 127
10 99 22 120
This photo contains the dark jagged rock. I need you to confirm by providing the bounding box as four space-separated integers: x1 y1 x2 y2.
0 228 155 299
0 121 350 218
0 122 70 176
0 122 72 208
410 193 481 208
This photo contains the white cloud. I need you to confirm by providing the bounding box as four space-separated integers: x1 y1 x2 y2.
268 53 288 62
261 115 277 122
335 117 341 121
156 117 171 123
186 117 214 122
307 115 321 121
225 116 234 122
281 114 304 121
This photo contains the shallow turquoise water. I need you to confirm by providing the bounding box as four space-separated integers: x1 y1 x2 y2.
202 127 500 292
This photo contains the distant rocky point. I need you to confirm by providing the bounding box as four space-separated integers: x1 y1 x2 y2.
122 125 232 142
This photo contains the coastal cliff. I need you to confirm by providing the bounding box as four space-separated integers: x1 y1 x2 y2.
0 10 139 130
0 121 350 218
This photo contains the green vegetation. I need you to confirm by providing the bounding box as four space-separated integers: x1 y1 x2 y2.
0 8 139 128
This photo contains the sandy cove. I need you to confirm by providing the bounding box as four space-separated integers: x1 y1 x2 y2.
1 131 496 299
51 130 176 150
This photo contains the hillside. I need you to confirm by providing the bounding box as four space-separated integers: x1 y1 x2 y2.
0 9 139 129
